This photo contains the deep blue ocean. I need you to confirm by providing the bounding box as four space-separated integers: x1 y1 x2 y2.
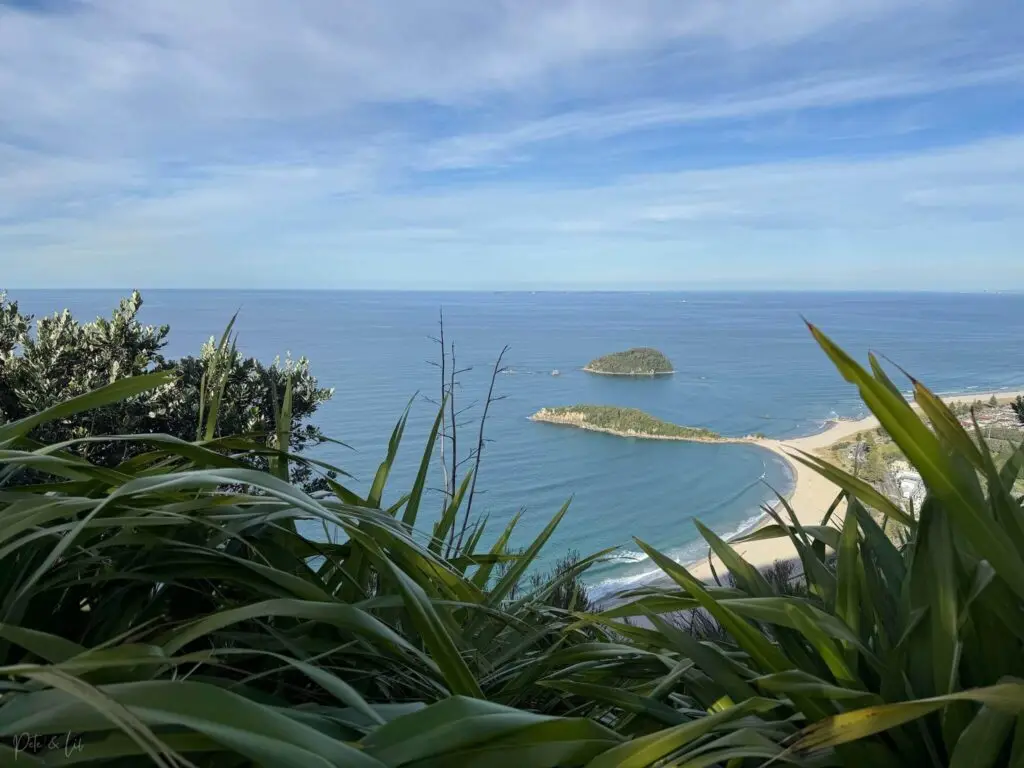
14 290 1024 597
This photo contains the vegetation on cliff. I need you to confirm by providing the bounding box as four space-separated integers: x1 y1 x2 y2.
533 404 721 440
584 346 674 375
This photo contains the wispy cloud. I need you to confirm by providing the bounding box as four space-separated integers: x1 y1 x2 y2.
419 57 1024 169
7 133 1024 288
1 0 1022 288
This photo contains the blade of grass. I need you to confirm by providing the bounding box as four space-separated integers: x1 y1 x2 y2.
403 397 446 529
367 398 414 509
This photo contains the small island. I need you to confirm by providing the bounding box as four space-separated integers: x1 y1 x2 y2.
584 347 674 376
531 405 723 442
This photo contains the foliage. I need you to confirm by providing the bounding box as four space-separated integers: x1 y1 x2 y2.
826 428 905 484
0 291 333 490
534 405 721 440
605 323 1024 766
949 398 997 418
584 347 673 375
1013 395 1024 425
507 549 597 612
1 316 1024 766
0 370 634 765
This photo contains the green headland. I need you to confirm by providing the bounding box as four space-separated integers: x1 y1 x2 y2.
583 347 674 376
530 405 722 441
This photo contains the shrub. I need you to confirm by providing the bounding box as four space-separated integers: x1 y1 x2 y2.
0 291 333 490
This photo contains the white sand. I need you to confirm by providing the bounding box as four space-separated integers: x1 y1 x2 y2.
683 389 1024 582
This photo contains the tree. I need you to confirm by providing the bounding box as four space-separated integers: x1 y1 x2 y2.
0 291 334 489
1013 395 1024 425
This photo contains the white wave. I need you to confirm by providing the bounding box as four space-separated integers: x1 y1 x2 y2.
606 549 649 563
715 510 768 544
587 510 769 601
589 568 663 600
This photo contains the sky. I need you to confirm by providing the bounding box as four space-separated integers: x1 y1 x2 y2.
1 0 1023 291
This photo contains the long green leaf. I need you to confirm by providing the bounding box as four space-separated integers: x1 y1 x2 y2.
360 696 619 766
788 680 1024 755
403 397 447 529
809 323 1024 600
431 472 473 556
471 511 520 590
0 372 176 444
948 705 1015 768
835 508 862 652
585 697 780 768
635 539 793 675
378 559 483 698
486 499 571 609
367 398 413 509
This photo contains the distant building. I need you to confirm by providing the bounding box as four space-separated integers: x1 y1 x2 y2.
889 460 925 508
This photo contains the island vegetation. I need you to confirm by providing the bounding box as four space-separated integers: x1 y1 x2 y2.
583 346 674 375
532 404 722 441
1 290 1024 766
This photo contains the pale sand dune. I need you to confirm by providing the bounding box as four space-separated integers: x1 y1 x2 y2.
683 389 1024 583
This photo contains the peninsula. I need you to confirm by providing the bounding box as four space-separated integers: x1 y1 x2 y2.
531 405 722 442
584 348 674 376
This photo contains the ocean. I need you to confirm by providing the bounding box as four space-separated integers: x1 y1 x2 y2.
12 290 1024 598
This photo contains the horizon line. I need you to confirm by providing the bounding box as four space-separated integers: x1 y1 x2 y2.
6 287 1024 296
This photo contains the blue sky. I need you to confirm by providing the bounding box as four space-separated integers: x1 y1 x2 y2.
2 0 1023 290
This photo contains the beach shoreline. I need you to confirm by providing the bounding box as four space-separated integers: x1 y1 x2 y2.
604 388 1024 592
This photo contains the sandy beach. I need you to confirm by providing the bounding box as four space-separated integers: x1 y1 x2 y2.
682 389 1024 583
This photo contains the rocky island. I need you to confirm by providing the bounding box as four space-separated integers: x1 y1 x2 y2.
584 347 674 376
531 405 722 441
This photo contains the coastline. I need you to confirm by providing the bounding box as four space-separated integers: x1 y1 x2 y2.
530 410 735 443
604 388 1024 592
582 366 676 376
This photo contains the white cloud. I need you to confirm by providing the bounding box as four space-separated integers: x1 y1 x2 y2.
4 133 1024 288
0 0 1011 156
419 57 1024 169
0 0 1022 288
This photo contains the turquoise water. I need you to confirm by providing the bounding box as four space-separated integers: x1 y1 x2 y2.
15 290 1024 597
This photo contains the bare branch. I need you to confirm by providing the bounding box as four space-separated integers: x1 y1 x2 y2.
455 345 509 554
435 310 450 514
447 339 459 529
